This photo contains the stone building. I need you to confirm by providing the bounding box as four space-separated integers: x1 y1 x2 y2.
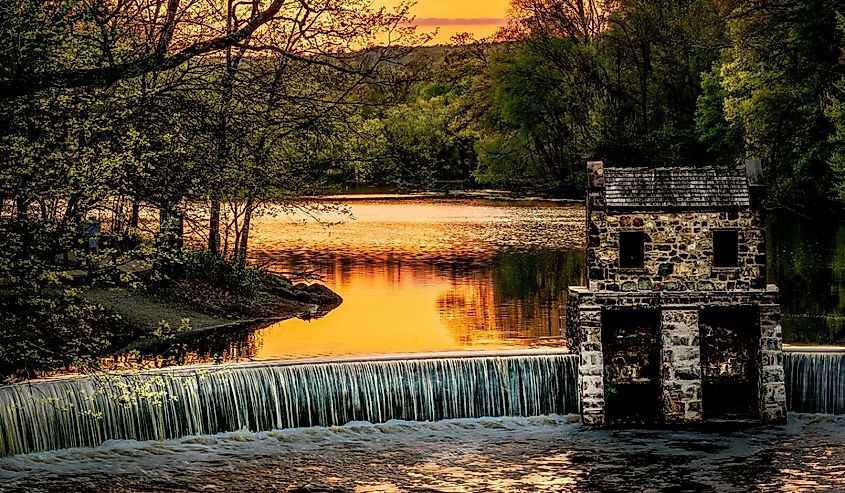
567 161 786 426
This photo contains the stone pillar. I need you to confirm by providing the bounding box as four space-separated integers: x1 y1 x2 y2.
586 161 605 293
578 305 605 425
587 161 605 188
660 308 702 424
759 303 787 423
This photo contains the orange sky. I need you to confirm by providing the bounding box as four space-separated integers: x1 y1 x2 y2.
379 0 511 44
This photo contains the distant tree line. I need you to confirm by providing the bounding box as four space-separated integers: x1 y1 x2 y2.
347 0 845 205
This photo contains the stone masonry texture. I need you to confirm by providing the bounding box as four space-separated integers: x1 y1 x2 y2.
567 161 786 425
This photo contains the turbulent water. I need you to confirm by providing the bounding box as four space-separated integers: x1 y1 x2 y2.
2 413 845 492
2 350 844 455
0 352 578 457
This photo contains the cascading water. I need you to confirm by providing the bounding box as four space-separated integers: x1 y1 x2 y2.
784 350 845 414
0 351 579 457
6 349 844 458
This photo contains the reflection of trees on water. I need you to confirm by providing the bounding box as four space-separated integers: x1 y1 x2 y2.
106 324 264 370
252 249 495 283
437 250 585 349
251 248 585 350
768 212 845 344
106 247 587 368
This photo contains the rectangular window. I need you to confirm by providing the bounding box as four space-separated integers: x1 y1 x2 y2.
713 230 739 268
619 231 645 268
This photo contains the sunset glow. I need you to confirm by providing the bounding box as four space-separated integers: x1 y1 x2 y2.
380 0 511 44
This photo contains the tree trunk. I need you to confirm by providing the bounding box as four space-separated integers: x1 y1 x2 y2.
130 200 140 231
238 198 254 260
209 198 221 254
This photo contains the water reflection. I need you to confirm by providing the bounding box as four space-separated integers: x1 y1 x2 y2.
245 250 583 360
241 200 585 361
114 200 586 366
103 324 263 370
768 211 845 344
110 201 845 367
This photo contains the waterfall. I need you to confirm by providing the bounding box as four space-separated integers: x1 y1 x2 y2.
784 350 845 414
0 352 579 457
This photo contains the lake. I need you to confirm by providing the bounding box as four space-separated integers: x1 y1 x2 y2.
124 197 845 367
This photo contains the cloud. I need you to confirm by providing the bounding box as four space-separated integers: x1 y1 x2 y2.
404 17 508 27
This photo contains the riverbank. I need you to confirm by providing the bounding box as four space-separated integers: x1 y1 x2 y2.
0 250 344 382
307 189 583 203
79 248 344 334
80 281 339 334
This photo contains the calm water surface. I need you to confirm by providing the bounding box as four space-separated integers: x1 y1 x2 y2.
769 212 845 345
125 199 584 366
118 199 845 366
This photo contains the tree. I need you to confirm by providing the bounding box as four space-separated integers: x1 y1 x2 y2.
476 41 602 193
598 0 727 165
0 0 393 98
701 0 845 203
826 14 845 200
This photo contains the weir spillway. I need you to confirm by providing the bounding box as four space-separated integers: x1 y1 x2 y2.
1 349 844 458
784 349 845 414
0 351 579 457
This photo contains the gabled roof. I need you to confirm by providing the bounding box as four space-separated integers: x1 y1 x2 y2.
604 166 751 210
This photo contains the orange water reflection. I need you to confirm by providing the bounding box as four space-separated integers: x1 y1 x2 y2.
244 200 583 361
247 253 577 361
119 199 586 366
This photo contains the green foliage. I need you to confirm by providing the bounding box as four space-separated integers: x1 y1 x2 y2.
0 290 137 382
180 250 266 297
476 41 601 194
826 14 845 201
349 89 478 189
827 81 845 199
153 318 193 340
596 0 725 166
705 0 843 203
696 70 743 164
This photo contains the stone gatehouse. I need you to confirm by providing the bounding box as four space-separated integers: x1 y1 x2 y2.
567 161 787 426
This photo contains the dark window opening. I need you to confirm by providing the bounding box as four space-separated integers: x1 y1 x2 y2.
713 230 739 268
619 231 645 268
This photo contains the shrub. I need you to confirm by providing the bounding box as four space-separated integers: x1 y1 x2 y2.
180 251 265 296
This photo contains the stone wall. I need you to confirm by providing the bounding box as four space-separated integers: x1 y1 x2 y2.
586 210 767 293
566 288 779 318
660 308 702 423
759 303 787 422
566 287 785 424
577 306 604 425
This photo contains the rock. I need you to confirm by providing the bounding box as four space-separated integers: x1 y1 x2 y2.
291 283 343 311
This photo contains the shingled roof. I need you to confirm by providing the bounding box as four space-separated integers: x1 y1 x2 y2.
603 166 751 210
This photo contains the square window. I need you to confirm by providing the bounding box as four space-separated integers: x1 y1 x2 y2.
713 230 739 268
619 231 645 268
